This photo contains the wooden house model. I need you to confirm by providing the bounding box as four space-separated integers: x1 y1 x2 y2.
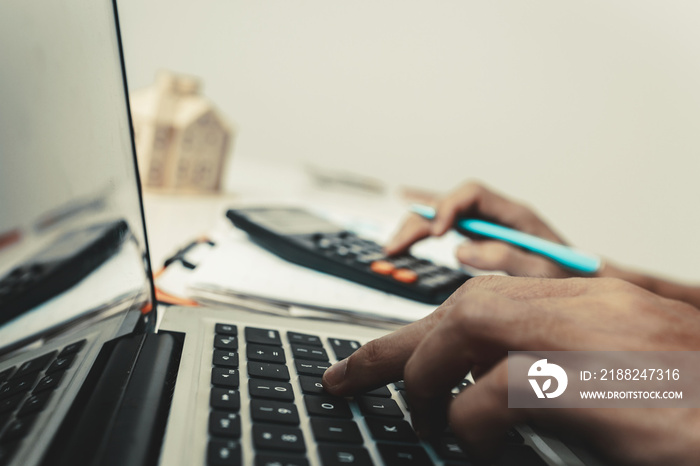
130 71 234 193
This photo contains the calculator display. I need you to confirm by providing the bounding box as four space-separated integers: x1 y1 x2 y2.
244 209 343 236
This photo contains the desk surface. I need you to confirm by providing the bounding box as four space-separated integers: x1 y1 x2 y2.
142 158 409 270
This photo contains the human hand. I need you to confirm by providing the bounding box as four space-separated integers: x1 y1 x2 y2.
322 276 700 465
385 181 582 277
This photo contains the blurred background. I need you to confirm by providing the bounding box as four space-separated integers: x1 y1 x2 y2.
118 0 700 282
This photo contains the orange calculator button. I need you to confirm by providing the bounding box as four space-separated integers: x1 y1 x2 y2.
392 268 418 284
370 260 396 275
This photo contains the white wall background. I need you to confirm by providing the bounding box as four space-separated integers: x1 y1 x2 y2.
118 0 700 282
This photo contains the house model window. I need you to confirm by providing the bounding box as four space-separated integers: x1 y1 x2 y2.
130 71 235 193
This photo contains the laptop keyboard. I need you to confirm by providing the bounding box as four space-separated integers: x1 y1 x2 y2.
206 324 540 466
0 339 86 464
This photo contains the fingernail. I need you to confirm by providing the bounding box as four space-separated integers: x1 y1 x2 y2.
324 358 348 388
457 244 479 263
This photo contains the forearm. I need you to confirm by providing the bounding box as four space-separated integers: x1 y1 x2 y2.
599 262 700 309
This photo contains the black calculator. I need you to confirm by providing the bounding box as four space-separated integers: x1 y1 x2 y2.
226 207 470 304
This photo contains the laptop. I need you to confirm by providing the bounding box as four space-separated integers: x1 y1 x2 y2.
0 1 597 465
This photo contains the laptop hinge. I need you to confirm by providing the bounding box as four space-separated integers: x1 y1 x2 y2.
41 331 183 466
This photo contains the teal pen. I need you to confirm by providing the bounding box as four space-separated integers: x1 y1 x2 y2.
409 204 602 274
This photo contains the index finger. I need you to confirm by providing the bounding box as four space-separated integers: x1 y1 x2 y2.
322 303 449 396
383 213 433 255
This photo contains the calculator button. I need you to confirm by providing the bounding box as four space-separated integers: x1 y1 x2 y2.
392 269 418 284
356 252 385 264
370 261 395 275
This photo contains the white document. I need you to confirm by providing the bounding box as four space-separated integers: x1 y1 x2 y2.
182 231 440 324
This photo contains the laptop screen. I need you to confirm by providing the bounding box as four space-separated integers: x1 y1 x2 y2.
0 0 153 352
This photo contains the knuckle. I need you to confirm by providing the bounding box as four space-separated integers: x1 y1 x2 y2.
461 274 503 293
353 338 385 367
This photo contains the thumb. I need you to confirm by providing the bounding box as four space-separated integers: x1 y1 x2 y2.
456 241 571 278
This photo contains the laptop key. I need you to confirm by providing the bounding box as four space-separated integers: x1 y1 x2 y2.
210 388 241 411
250 399 299 425
298 376 326 395
357 396 404 418
362 385 391 398
290 344 328 362
46 352 77 374
310 418 363 444
1 414 37 442
0 394 23 414
286 332 322 347
10 351 56 380
0 374 38 400
245 327 282 346
248 379 294 401
376 443 433 466
207 438 242 466
247 362 290 381
304 395 352 419
317 445 373 466
252 424 305 452
255 453 309 466
215 324 238 336
504 428 524 444
294 361 331 377
328 338 361 360
364 418 418 443
214 335 239 351
247 344 286 364
0 368 15 385
58 339 86 357
212 368 240 389
17 391 52 417
209 411 241 438
213 350 239 368
33 371 64 394
433 437 469 461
